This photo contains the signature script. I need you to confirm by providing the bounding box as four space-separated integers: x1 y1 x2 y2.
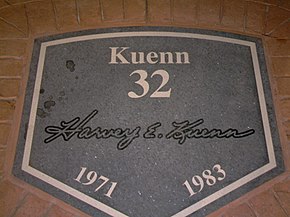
44 110 255 150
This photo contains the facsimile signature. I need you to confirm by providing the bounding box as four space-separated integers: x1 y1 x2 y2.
44 110 255 150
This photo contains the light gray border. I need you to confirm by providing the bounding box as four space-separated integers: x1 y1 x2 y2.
21 32 276 217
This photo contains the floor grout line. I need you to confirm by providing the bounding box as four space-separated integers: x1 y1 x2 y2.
271 189 290 217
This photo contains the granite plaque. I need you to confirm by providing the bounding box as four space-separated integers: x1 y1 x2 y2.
13 27 284 217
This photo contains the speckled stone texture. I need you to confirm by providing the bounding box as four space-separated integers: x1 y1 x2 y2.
0 1 290 217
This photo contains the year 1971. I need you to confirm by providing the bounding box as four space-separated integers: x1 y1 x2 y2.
74 167 117 198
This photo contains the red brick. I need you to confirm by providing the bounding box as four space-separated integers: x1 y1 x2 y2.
246 2 267 33
280 99 290 120
0 20 24 38
276 78 290 96
0 149 5 171
276 192 290 216
273 179 290 215
148 0 171 22
0 180 26 217
101 0 123 21
54 0 79 30
78 0 101 26
283 121 290 136
0 59 23 76
271 57 290 77
14 194 50 217
274 178 290 193
173 0 198 23
249 190 288 217
198 0 220 25
26 1 57 34
280 0 290 10
0 100 15 120
0 79 20 97
124 0 146 21
46 205 75 217
265 38 290 56
222 0 244 30
224 203 256 217
4 0 42 3
0 124 10 145
265 6 290 39
265 6 290 33
270 22 290 39
0 5 28 37
264 0 280 5
0 0 9 8
0 40 27 57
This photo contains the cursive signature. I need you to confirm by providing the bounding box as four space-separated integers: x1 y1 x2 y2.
165 120 255 144
44 110 140 150
44 110 255 150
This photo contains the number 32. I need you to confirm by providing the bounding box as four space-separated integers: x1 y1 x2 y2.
128 69 172 98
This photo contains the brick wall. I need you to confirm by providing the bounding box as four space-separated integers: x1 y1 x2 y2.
0 0 289 216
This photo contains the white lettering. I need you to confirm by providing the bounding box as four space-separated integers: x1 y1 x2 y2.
109 47 190 64
160 52 174 64
131 52 145 64
109 47 129 64
146 52 159 64
176 52 190 64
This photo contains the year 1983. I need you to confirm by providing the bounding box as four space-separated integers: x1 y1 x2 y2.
183 164 226 197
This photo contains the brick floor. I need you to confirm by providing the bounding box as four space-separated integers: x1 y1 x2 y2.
0 0 290 216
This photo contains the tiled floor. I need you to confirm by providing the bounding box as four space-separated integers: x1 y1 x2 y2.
0 0 290 216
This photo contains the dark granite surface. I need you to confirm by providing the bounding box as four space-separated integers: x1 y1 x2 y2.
13 27 284 217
